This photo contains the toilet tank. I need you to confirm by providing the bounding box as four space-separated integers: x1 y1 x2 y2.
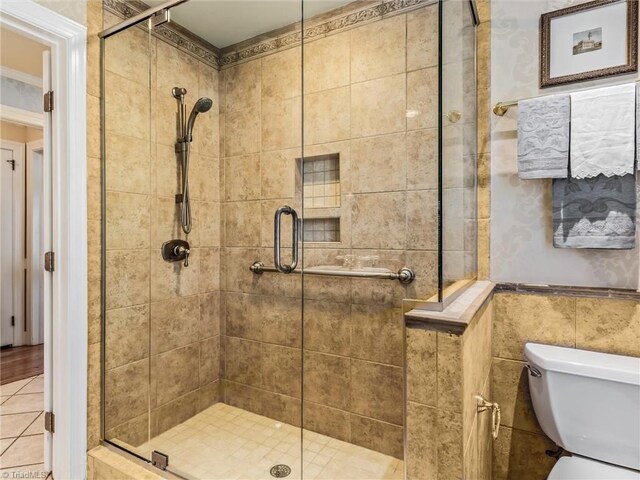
524 343 640 471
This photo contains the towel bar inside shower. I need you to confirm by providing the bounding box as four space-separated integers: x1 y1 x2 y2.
249 261 416 284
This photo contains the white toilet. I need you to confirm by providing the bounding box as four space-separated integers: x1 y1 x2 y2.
524 343 640 480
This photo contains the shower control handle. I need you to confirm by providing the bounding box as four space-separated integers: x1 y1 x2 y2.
161 239 191 268
274 206 299 273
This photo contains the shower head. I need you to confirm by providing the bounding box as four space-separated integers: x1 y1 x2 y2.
185 97 213 141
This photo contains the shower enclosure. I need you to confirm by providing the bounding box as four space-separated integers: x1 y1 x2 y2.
99 0 478 478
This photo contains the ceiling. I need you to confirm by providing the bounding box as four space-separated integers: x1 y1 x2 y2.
146 0 354 48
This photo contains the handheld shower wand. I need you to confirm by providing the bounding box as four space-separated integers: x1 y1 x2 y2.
172 88 212 235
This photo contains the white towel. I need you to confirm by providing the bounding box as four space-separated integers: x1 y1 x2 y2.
570 84 636 179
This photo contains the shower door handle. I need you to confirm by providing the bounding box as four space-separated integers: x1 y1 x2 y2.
274 205 299 273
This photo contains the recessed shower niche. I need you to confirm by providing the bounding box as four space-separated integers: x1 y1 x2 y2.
100 0 479 478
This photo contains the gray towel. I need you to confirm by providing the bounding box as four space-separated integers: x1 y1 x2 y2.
518 94 570 179
553 174 636 249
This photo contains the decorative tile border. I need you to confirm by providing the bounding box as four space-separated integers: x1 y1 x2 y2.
495 282 640 300
220 0 436 68
102 0 220 69
103 0 436 70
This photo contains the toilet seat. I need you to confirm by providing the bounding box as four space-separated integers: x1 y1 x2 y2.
548 456 640 480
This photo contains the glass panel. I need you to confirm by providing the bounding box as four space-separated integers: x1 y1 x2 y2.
441 0 478 293
101 11 153 460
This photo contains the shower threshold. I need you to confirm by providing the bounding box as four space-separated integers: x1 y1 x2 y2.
118 403 403 480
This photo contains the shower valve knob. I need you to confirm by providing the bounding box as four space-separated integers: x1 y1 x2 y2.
161 240 191 267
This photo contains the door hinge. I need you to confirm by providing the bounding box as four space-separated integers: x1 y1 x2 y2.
44 252 55 272
44 411 55 433
6 159 15 170
10 316 14 326
44 91 54 112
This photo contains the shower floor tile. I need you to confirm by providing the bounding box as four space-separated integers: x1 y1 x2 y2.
135 403 403 480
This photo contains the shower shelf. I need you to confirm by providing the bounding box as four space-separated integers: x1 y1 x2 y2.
249 261 416 284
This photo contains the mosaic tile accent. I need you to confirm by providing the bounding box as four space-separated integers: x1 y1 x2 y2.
303 218 340 242
302 154 340 209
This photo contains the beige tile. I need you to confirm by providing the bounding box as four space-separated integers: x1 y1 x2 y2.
494 293 576 361
224 292 262 341
0 462 47 478
0 438 14 455
0 394 43 416
303 32 350 94
260 296 302 348
87 95 101 160
221 247 261 293
223 380 262 415
150 248 198 301
443 188 465 252
407 68 438 131
437 409 463 480
198 380 220 411
106 249 150 310
105 304 149 369
303 299 351 357
261 344 301 398
304 87 350 146
351 192 406 249
351 133 406 193
0 379 31 397
261 47 301 100
350 360 403 425
406 401 437 480
224 154 260 201
200 292 221 338
575 298 640 356
105 359 148 428
351 414 403 459
155 38 199 94
492 358 541 435
151 343 200 407
87 343 102 449
199 247 220 293
437 332 463 413
105 72 150 141
406 129 438 191
406 327 437 406
261 391 301 427
22 412 43 436
199 337 220 386
150 390 199 438
223 61 261 157
350 15 406 83
407 189 438 250
407 5 438 71
303 351 351 411
404 250 439 301
262 96 302 152
154 144 179 198
224 107 261 157
150 297 199 355
105 192 150 250
224 201 261 247
0 412 39 439
225 337 262 387
260 199 299 248
351 304 403 366
190 154 220 202
104 23 151 85
151 196 195 249
261 149 299 200
492 427 556 480
303 401 350 442
351 74 406 138
0 434 43 469
199 201 221 247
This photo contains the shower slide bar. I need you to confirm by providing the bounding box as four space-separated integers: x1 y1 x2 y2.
249 261 416 284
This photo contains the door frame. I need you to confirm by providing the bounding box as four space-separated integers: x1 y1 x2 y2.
0 1 88 478
0 139 25 347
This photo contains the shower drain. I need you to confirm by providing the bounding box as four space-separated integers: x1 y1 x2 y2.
270 464 292 478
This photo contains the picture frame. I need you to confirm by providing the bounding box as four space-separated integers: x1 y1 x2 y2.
540 0 638 88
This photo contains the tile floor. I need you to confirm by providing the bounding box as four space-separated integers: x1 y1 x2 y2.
127 403 403 480
0 375 48 477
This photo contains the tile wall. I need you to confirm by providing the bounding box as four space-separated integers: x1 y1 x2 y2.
491 291 640 480
101 10 221 447
219 4 443 459
405 296 493 479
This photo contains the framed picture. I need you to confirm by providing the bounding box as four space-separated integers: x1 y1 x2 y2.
540 0 638 88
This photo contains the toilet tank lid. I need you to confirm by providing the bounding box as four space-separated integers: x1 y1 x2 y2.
524 343 640 386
